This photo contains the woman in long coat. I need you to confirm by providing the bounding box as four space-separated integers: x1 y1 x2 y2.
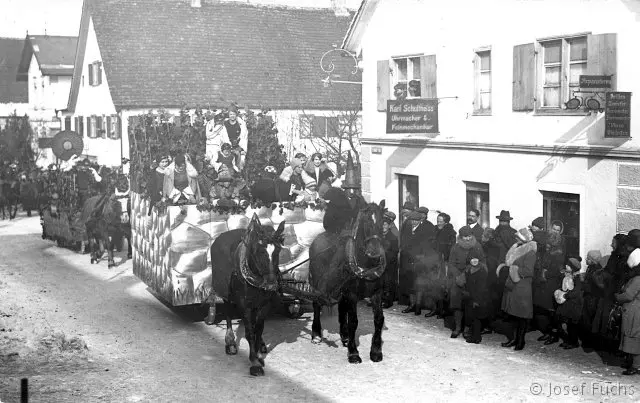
500 228 536 351
615 244 640 375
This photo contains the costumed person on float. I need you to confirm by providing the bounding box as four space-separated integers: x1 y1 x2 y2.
322 152 363 235
205 105 248 171
215 143 240 177
163 153 201 204
148 154 171 215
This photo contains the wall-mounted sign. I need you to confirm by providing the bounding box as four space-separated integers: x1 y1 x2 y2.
605 92 631 138
386 99 438 134
579 75 613 89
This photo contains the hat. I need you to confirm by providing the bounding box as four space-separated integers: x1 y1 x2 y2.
627 229 640 249
567 257 582 272
342 151 360 189
415 206 429 216
290 158 303 170
459 226 472 238
264 166 277 174
587 250 602 264
531 217 545 229
467 248 482 263
517 227 533 243
383 211 396 223
496 210 513 221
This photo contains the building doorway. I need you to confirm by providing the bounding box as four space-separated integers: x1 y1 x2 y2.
466 181 490 229
542 191 580 258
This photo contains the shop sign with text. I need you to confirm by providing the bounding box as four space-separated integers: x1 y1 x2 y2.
386 99 438 134
605 92 631 138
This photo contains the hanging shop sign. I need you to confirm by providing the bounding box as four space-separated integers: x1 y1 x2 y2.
579 75 613 89
605 92 631 138
386 99 438 134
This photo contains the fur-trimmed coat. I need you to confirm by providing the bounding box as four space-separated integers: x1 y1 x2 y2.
304 161 333 186
616 250 640 354
501 241 537 319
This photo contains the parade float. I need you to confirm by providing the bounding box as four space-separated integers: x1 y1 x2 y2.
128 108 325 315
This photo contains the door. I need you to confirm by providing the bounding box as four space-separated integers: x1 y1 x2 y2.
542 191 580 258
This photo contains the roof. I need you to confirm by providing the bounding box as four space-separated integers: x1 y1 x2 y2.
341 0 380 53
68 0 361 111
17 35 77 79
0 37 28 103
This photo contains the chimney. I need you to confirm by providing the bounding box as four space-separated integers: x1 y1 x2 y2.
191 0 201 7
332 0 349 17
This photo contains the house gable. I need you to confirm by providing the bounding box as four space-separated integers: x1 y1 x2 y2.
0 37 28 104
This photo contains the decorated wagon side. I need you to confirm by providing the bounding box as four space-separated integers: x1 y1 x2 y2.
130 192 325 314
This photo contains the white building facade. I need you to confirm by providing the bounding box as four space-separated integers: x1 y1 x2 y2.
345 0 640 260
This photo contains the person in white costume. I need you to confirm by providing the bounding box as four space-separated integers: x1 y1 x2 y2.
205 107 248 170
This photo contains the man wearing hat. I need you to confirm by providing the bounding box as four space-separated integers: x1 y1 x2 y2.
494 210 518 265
398 206 436 314
381 211 400 308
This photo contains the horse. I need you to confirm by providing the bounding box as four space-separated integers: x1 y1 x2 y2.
0 173 20 220
84 190 131 267
19 177 39 217
308 197 388 364
207 214 286 376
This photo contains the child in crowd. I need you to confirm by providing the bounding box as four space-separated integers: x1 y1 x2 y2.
555 257 584 349
216 143 239 176
464 248 491 344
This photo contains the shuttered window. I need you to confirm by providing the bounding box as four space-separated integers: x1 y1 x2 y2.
377 55 437 111
473 50 492 114
115 115 121 140
96 116 104 138
87 116 95 138
392 57 421 99
299 115 341 138
512 33 616 112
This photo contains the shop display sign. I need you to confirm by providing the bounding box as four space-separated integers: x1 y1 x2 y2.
386 99 438 134
605 92 631 138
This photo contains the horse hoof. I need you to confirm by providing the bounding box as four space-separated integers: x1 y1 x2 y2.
127 254 132 259
249 366 265 376
311 334 322 344
370 351 383 363
259 343 268 354
204 315 216 326
348 354 362 364
225 344 238 355
90 259 95 264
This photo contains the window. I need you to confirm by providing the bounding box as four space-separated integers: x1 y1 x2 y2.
87 116 95 138
465 181 490 229
398 174 419 231
392 57 421 99
473 50 491 114
539 36 587 109
64 117 72 131
77 116 84 136
96 116 104 138
299 115 341 138
88 61 102 86
542 191 580 258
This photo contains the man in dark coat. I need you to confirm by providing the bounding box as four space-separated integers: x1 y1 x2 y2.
381 211 400 308
494 210 518 265
322 187 354 235
467 208 484 243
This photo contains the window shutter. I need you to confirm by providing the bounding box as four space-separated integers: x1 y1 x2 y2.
97 63 103 85
97 116 104 138
587 33 617 91
512 43 536 111
473 54 480 110
65 116 72 131
87 116 93 138
377 60 390 112
312 116 327 137
88 64 94 86
78 116 84 136
115 115 121 140
419 55 437 99
106 116 112 139
327 117 340 138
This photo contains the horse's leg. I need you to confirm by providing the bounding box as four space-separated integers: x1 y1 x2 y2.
370 284 385 363
243 307 264 376
89 235 97 264
346 289 362 364
338 293 350 347
126 230 132 259
224 302 238 355
254 301 271 366
107 235 115 268
311 301 323 344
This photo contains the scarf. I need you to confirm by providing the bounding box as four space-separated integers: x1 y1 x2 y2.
628 248 640 269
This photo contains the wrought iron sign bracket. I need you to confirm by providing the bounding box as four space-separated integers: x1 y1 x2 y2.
565 90 607 113
320 47 362 87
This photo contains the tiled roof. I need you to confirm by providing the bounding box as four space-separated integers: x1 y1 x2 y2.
72 0 361 110
17 35 77 78
0 37 28 103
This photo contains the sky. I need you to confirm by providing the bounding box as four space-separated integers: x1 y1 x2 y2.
0 0 83 38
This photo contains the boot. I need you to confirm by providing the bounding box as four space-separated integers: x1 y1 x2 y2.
537 333 551 342
514 320 526 351
402 305 416 314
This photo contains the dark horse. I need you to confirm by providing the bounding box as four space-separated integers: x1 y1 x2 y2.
84 191 131 267
309 198 387 364
207 214 286 376
0 173 20 220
